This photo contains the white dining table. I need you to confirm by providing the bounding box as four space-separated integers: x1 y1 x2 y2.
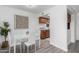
14 35 28 53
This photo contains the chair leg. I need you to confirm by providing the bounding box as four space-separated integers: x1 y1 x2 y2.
14 45 16 53
23 44 25 53
9 47 11 53
30 45 32 49
27 46 29 53
20 44 22 53
35 44 36 53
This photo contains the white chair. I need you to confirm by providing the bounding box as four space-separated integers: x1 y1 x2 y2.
23 40 36 53
8 32 12 53
21 38 28 52
14 37 28 53
14 30 29 53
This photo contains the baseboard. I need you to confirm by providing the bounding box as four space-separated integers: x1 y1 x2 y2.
50 43 68 52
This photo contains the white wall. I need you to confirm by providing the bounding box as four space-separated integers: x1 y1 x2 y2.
76 13 79 40
70 14 76 42
0 6 39 46
42 6 68 51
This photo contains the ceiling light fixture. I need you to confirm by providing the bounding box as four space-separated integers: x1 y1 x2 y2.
25 5 37 8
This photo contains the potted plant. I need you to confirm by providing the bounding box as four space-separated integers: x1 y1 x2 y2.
0 22 10 48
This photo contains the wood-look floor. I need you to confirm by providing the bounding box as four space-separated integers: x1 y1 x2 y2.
68 40 79 53
0 39 79 53
36 38 65 53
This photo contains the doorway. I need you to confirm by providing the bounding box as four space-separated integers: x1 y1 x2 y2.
67 8 76 52
67 13 71 45
39 16 50 48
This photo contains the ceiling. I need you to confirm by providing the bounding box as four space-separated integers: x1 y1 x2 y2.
5 5 54 13
68 5 79 13
6 5 79 14
71 5 79 12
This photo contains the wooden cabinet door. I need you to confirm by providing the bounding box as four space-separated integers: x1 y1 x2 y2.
39 17 49 24
40 30 50 39
45 30 49 38
40 30 46 39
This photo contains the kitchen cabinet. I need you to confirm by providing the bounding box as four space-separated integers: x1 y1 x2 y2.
40 30 49 39
39 17 49 24
39 16 50 39
45 30 50 38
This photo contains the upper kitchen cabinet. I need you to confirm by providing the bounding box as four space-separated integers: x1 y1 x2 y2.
39 17 49 24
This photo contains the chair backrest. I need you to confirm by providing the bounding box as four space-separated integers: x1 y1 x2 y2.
8 32 12 47
21 38 28 42
14 30 29 44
